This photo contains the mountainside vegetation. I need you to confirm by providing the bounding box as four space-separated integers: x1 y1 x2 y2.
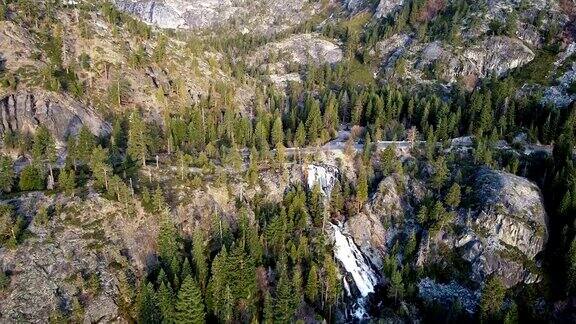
0 0 576 322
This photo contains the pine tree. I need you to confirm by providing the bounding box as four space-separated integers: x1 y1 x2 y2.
431 156 448 192
0 155 14 194
247 146 259 186
174 276 205 324
323 92 339 136
192 229 208 289
76 126 96 164
380 145 400 176
227 244 257 317
388 268 404 302
275 142 286 169
503 302 519 324
329 180 344 218
137 282 161 324
157 217 178 263
294 121 306 148
445 183 461 210
19 165 44 191
58 168 76 195
479 275 506 322
306 100 322 145
180 258 193 284
188 109 206 151
274 264 296 322
271 116 284 147
207 247 229 319
263 290 274 324
293 264 304 304
309 183 324 227
305 263 319 303
356 166 369 211
157 281 175 323
88 146 112 191
152 186 168 213
222 285 234 323
32 125 56 164
324 255 341 316
567 238 576 294
128 111 148 167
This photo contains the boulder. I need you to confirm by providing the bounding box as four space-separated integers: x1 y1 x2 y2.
375 0 404 18
452 168 548 287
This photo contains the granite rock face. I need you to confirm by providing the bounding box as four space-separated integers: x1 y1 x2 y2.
0 91 110 144
455 168 548 287
344 167 547 289
114 0 318 33
374 0 404 18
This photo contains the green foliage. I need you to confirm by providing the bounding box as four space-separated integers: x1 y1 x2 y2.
128 111 148 166
175 276 205 324
58 168 76 195
107 74 132 108
445 182 461 209
388 267 404 302
157 217 179 263
32 126 56 164
305 263 319 303
480 275 506 322
512 49 556 85
431 156 448 192
305 99 322 145
137 282 161 324
567 238 576 294
157 281 175 323
0 155 14 194
192 229 208 289
0 204 27 248
0 270 9 292
356 166 369 208
19 165 44 191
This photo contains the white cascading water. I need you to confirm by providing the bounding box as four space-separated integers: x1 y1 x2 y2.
306 164 378 319
331 223 378 319
307 164 338 196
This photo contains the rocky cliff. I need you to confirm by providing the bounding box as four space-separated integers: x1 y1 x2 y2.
114 0 321 33
0 91 111 143
340 166 547 292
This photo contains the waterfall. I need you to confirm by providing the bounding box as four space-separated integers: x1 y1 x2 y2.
331 223 379 319
307 164 338 196
306 164 378 319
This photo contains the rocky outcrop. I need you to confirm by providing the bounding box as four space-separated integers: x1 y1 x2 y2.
345 167 547 289
115 0 236 30
114 0 317 33
307 164 339 196
446 168 547 287
461 37 535 78
418 278 481 314
251 33 343 71
0 193 159 322
0 91 110 144
375 0 404 18
346 174 424 268
543 61 576 107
